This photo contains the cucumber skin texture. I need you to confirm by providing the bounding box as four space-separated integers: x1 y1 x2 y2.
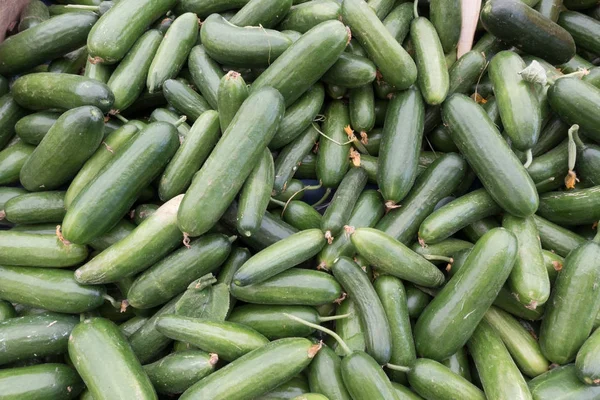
411 17 449 105
377 87 424 205
0 266 105 314
231 268 342 306
0 363 84 400
238 149 275 236
349 85 375 133
533 214 585 257
0 12 97 76
108 29 163 112
0 301 16 321
382 2 413 43
273 125 319 194
259 376 310 399
335 298 366 355
576 327 600 385
18 0 49 32
442 348 472 382
539 241 600 365
175 0 250 17
179 338 319 400
376 153 467 244
218 71 250 133
0 141 35 185
332 256 392 365
419 189 501 244
188 45 224 109
217 246 252 287
490 51 541 151
74 196 183 284
20 106 104 192
529 364 600 399
430 0 461 53
156 315 269 361
14 111 60 145
88 219 136 251
0 95 28 150
163 79 211 122
132 204 158 225
251 20 349 106
127 234 231 309
87 0 177 64
322 53 377 89
158 110 221 201
62 122 179 245
0 314 78 366
442 94 538 218
279 0 341 33
228 304 320 339
538 187 600 226
321 168 368 236
414 228 518 361
0 231 87 267
408 359 485 400
351 228 445 287
11 73 114 113
307 346 352 400
0 188 27 215
144 350 217 395
229 0 292 28
480 0 575 65
448 50 487 96
341 351 399 400
317 100 351 188
502 215 550 309
69 318 157 400
342 0 416 90
84 58 113 83
4 191 65 224
467 320 533 400
178 87 284 237
558 11 600 55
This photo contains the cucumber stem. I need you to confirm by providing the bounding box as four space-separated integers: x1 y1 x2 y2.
312 188 332 208
173 115 187 127
283 313 353 356
313 123 354 146
413 0 419 18
269 198 287 208
565 125 580 189
421 254 454 263
113 113 129 124
535 176 555 189
386 363 411 373
523 149 533 169
228 235 238 243
319 312 351 322
344 125 370 155
103 294 122 309
282 182 322 214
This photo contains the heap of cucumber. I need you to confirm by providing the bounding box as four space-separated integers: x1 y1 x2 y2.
1 0 600 398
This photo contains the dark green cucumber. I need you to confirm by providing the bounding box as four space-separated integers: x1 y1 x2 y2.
328 83 349 99
430 0 461 53
558 11 600 55
18 0 49 31
0 231 87 267
14 111 60 145
4 191 65 224
405 284 431 319
316 100 351 188
528 364 600 399
442 348 472 382
273 124 319 194
322 53 377 89
342 0 416 90
527 139 567 193
63 122 179 245
539 239 600 364
175 0 250 17
158 110 220 201
322 168 368 237
366 0 395 19
533 214 585 257
84 58 113 83
382 2 413 43
0 12 97 75
178 87 284 237
47 46 88 74
229 0 292 28
0 363 84 399
559 54 594 73
179 338 320 400
120 315 149 338
448 50 487 96
127 233 231 309
376 153 466 244
274 200 322 230
131 204 159 225
373 275 415 384
408 358 485 400
0 140 34 185
217 70 249 133
0 95 28 150
377 87 424 206
217 247 252 289
231 268 342 306
576 327 600 385
0 266 105 313
538 187 600 225
251 20 349 106
341 351 398 400
188 45 225 109
349 85 375 134
335 298 366 354
574 133 600 186
414 228 518 361
412 238 473 263
149 107 191 141
68 318 157 400
543 249 564 284
88 218 136 251
480 0 576 65
442 94 538 217
564 0 598 9
163 79 211 122
331 256 392 364
279 1 340 33
260 375 310 400
307 345 352 400
144 350 217 394
0 301 16 321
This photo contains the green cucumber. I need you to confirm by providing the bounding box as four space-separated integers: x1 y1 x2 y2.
273 124 319 194
307 345 352 400
342 0 417 90
188 45 225 109
322 53 377 89
163 79 211 122
231 268 342 306
131 204 159 225
149 107 190 141
564 0 598 9
442 94 538 217
430 0 461 53
317 100 351 188
261 376 310 400
279 0 340 33
341 351 398 400
158 110 220 201
88 219 136 251
178 87 284 237
480 0 576 65
4 191 65 224
0 363 84 399
377 87 424 206
0 140 34 185
571 127 600 186
442 348 472 382
69 318 157 400
229 0 292 28
0 266 105 313
335 298 366 354
0 301 16 321
539 239 600 364
538 187 600 225
322 168 368 237
414 228 518 361
175 0 250 17
218 72 249 134
47 46 88 75
382 2 413 43
18 0 49 31
63 122 179 245
120 315 149 338
367 0 395 19
527 139 567 193
0 95 28 150
0 187 27 217
559 54 594 73
533 214 585 257
528 364 600 399
84 58 113 83
274 200 322 230
144 350 218 394
543 249 564 284
0 12 97 76
448 50 487 96
406 284 431 318
217 246 252 288
408 358 485 400
391 382 423 400
0 231 87 267
558 11 600 55
14 111 60 145
576 327 600 385
331 256 392 364
349 85 375 134
412 238 473 263
251 20 349 106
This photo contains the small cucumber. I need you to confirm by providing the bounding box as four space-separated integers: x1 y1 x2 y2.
335 298 366 354
14 111 60 145
430 0 461 53
0 95 28 150
163 79 211 122
317 100 351 188
538 187 600 226
217 71 249 132
533 214 585 257
528 364 600 399
573 131 600 186
322 168 368 237
144 350 217 395
322 53 377 89
526 139 567 193
262 376 311 399
0 231 87 267
279 0 340 33
84 58 113 83
576 327 600 385
0 301 16 321
382 2 413 43
0 140 35 185
229 0 292 28
48 46 88 74
0 363 83 399
341 351 399 400
558 11 600 55
188 45 224 109
4 191 65 224
237 149 275 235
273 125 319 194
88 219 136 251
408 358 485 400
307 345 352 400
349 85 375 134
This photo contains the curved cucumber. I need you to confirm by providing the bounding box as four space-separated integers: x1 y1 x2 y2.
273 124 319 194
4 191 65 224
528 364 600 399
322 168 368 237
163 78 211 122
408 358 485 400
0 363 84 399
0 141 35 185
576 327 600 386
316 100 351 188
14 111 60 145
144 350 217 395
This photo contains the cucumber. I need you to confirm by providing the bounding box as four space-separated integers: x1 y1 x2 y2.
414 228 518 361
63 122 179 245
412 238 473 263
442 348 472 382
237 150 275 236
149 107 190 141
307 347 352 400
341 351 398 400
0 231 87 267
564 0 598 9
107 29 163 112
158 110 220 201
0 187 27 215
573 126 600 186
0 141 34 185
163 79 211 122
528 364 600 399
480 0 576 65
538 187 600 225
175 0 250 17
331 256 392 365
382 3 413 43
0 363 84 399
229 0 292 28
88 219 136 251
349 85 375 134
178 87 284 237
0 12 97 76
468 320 532 400
448 50 487 96
543 249 564 284
376 153 467 244
527 139 567 193
442 94 538 217
144 350 218 394
69 318 157 400
490 51 541 151
322 53 377 89
342 0 417 90
408 358 485 400
322 168 368 237
251 20 349 106
391 383 423 400
533 214 585 257
430 0 461 53
120 315 149 338
539 239 600 364
14 111 60 145
261 376 310 400
127 234 231 309
218 70 249 133
378 87 424 206
559 54 594 73
231 268 342 306
188 45 224 109
335 298 366 355
576 327 600 385
4 191 65 224
316 101 351 187
131 204 158 225
351 227 445 287
279 0 340 33
558 11 600 55
48 46 88 75
367 0 395 19
84 58 113 83
18 0 49 31
0 95 28 150
273 125 319 194
0 301 16 321
0 266 105 313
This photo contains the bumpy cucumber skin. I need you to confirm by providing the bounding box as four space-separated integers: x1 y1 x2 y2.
0 363 84 399
341 351 398 400
0 141 35 185
408 359 485 400
576 327 600 386
144 350 217 394
4 191 65 224
528 364 600 399
307 346 352 400
218 71 249 133
0 95 28 150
